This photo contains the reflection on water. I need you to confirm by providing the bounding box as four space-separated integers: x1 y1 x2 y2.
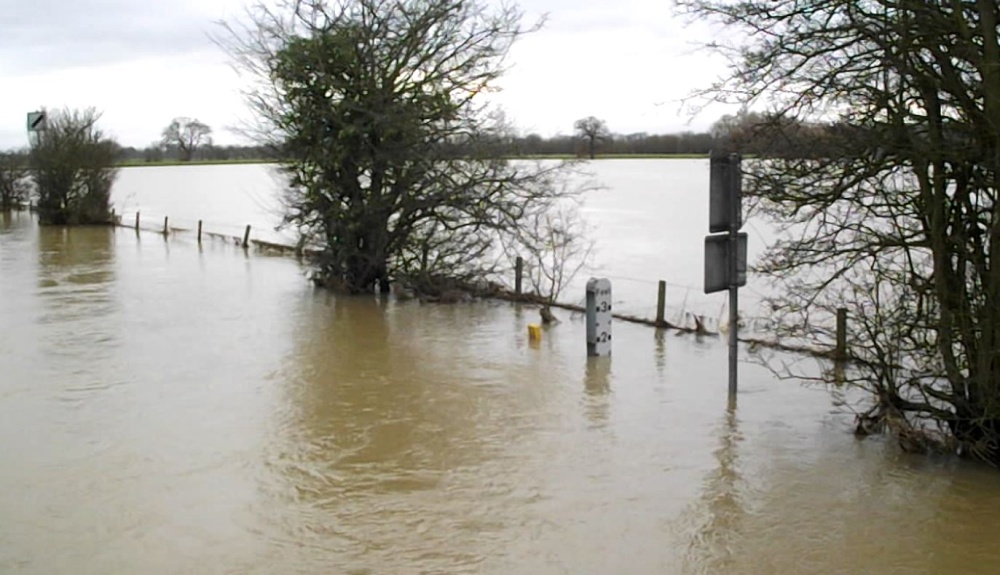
259 295 552 572
275 297 504 485
683 402 746 574
39 226 123 413
36 225 116 325
0 209 13 231
655 328 667 375
677 402 1000 574
583 357 611 428
4 216 1000 573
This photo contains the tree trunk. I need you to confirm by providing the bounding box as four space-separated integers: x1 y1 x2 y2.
378 270 391 293
343 226 390 294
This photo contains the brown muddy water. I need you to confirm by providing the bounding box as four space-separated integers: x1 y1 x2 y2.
3 207 1000 574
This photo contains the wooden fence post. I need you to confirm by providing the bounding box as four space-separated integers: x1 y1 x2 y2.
135 211 140 231
656 280 667 326
197 220 203 243
243 224 251 248
515 256 523 297
163 216 169 235
835 307 848 360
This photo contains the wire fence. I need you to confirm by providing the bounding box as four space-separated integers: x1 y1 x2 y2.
548 271 777 332
110 207 844 359
112 208 311 253
513 259 848 358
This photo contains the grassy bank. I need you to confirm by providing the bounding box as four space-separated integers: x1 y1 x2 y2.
118 154 709 168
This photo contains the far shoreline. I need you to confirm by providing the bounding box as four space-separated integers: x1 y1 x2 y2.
116 153 712 168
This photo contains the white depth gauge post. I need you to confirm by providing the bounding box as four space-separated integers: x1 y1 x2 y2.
586 278 612 357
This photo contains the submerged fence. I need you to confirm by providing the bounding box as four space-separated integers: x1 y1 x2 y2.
111 208 317 255
505 259 848 360
109 207 847 361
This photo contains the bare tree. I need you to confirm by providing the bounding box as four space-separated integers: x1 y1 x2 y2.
161 118 212 162
0 151 30 210
30 108 118 225
573 116 610 159
217 0 591 295
708 109 770 153
521 199 594 322
526 204 592 303
683 0 1000 463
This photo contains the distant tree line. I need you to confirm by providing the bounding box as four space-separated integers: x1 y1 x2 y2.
105 117 269 163
513 130 718 157
8 114 850 171
112 125 727 162
559 113 851 159
1 111 860 181
115 142 274 163
114 112 809 162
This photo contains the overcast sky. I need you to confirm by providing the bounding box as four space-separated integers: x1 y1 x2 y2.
0 0 735 149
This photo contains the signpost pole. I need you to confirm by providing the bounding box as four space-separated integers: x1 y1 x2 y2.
727 154 740 397
728 280 738 396
705 152 744 399
728 226 739 396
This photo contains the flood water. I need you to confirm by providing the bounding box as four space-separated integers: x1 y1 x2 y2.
110 160 771 328
3 163 1000 574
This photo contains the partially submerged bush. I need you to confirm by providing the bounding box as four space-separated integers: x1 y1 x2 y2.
0 151 30 210
30 108 118 225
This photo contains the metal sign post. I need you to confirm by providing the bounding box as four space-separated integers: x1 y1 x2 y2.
26 110 47 147
726 197 739 397
704 153 745 397
26 111 47 132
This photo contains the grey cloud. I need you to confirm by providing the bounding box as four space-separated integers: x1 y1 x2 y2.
0 0 222 75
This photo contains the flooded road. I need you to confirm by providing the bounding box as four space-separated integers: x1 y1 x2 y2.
3 210 1000 574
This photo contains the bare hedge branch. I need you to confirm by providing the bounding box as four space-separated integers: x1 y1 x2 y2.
682 0 1000 463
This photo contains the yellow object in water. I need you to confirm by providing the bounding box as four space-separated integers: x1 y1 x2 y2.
527 324 542 342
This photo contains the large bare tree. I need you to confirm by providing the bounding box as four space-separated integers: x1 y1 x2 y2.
682 0 1000 463
573 116 610 159
217 0 589 295
161 117 212 162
